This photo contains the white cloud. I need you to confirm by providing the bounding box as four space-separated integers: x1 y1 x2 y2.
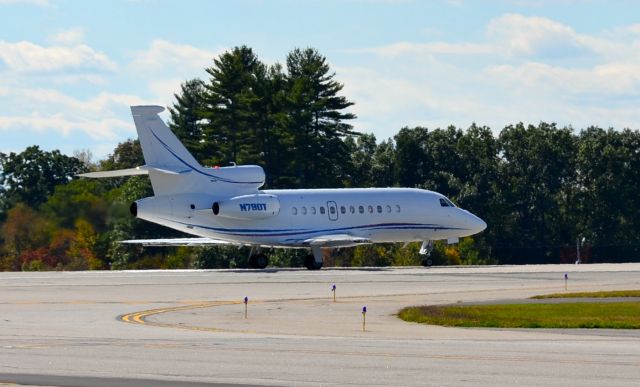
359 14 627 62
486 61 640 97
147 78 185 102
129 39 224 101
342 13 640 134
0 114 130 140
0 0 49 6
487 13 589 59
0 87 149 140
131 39 220 73
48 28 85 46
50 74 108 85
0 38 205 158
0 40 116 72
353 41 492 57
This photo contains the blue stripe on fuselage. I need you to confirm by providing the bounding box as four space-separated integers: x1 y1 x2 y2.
160 218 467 238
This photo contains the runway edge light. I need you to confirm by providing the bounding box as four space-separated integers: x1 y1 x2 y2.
244 296 248 319
362 306 367 332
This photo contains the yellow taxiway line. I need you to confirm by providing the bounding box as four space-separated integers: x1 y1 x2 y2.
118 300 242 331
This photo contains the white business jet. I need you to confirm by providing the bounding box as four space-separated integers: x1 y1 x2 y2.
81 106 486 270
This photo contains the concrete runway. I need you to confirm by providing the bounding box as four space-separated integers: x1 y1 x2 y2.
1 264 639 386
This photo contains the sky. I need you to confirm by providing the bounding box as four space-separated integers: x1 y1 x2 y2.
1 0 639 161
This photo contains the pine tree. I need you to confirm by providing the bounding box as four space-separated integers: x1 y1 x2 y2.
169 79 207 163
201 46 265 166
284 47 357 187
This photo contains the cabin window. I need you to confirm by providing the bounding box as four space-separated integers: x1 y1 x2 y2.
368 205 373 213
292 207 298 215
377 205 383 213
311 206 316 215
349 205 355 214
359 205 364 214
340 206 346 214
386 205 392 213
395 205 401 213
329 206 336 214
320 206 326 214
301 206 307 215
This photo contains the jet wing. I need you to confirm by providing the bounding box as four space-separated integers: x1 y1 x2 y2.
302 234 372 248
122 235 372 249
120 237 241 247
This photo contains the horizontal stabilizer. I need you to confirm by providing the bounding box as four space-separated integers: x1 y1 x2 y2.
79 165 192 178
78 167 148 178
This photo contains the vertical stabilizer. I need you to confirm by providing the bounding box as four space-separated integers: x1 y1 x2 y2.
130 105 206 195
82 105 265 196
131 105 202 171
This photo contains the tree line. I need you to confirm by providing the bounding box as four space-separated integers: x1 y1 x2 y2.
1 45 639 271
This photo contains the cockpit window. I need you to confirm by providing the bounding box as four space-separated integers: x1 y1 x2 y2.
440 198 456 207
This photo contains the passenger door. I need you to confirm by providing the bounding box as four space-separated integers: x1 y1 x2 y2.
327 201 338 221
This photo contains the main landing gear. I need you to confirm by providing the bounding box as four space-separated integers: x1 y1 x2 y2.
247 246 323 270
419 240 434 267
304 246 323 270
248 252 269 269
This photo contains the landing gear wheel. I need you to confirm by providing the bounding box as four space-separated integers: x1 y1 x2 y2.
421 258 433 267
249 253 269 269
304 254 323 270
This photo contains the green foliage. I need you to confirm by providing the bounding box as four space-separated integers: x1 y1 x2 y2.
267 248 307 268
575 128 640 245
398 302 640 329
41 179 108 230
351 244 394 267
391 243 422 266
532 290 640 299
1 203 52 270
0 146 87 210
191 246 250 269
104 226 137 270
498 123 577 250
99 139 144 170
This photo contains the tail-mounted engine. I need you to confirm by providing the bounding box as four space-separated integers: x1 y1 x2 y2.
212 194 280 220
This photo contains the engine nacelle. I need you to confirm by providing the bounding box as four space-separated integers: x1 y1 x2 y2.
130 196 172 221
202 165 265 190
212 194 280 220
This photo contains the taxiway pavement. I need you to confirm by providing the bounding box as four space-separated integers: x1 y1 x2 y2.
1 264 639 386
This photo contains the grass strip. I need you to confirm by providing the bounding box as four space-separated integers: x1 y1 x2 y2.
531 290 640 299
399 302 640 329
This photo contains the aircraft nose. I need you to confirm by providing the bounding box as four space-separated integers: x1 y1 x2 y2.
470 213 487 233
463 211 486 234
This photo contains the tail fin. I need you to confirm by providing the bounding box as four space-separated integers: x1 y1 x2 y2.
81 105 266 197
131 105 201 171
